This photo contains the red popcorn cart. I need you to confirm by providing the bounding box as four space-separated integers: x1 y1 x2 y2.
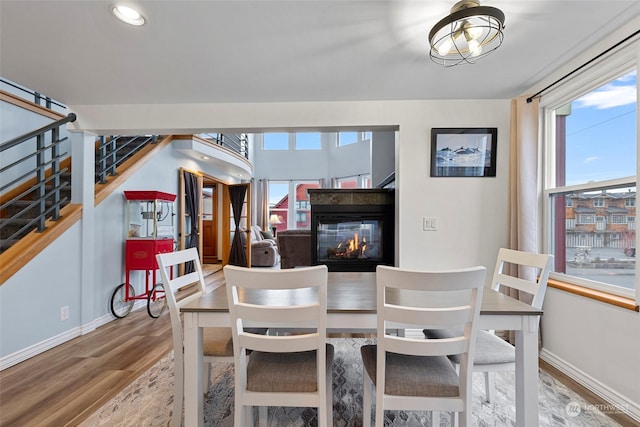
110 190 176 318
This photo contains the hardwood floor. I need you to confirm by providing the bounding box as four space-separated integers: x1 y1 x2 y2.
0 265 224 427
1 266 636 427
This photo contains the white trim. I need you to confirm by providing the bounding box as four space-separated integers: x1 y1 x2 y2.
0 327 81 371
541 348 640 423
0 301 147 371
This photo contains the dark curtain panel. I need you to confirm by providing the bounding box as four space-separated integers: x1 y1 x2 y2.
228 185 248 267
183 171 200 273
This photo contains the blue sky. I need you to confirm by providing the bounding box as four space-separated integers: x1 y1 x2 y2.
565 69 637 186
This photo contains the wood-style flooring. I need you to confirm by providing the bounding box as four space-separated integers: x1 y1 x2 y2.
1 265 636 427
0 264 224 427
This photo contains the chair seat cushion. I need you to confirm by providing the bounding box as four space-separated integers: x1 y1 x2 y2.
360 344 459 397
423 329 515 365
246 343 334 393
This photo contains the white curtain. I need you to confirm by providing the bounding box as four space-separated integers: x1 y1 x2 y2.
257 179 269 230
506 95 541 343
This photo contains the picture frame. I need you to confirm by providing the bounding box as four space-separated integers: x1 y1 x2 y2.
430 127 497 177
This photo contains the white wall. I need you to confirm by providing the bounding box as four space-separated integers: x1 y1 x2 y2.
541 288 640 416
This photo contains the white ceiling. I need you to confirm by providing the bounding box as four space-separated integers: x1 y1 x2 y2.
1 1 639 107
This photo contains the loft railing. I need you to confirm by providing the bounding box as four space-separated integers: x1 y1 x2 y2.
0 113 76 252
95 135 159 184
1 78 66 111
199 133 249 159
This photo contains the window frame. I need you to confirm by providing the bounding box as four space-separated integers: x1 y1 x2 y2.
541 51 638 302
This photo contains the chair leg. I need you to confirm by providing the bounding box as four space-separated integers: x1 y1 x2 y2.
258 406 267 426
362 372 372 427
172 360 183 427
374 385 384 427
483 371 496 403
326 365 333 426
202 362 211 395
432 411 440 427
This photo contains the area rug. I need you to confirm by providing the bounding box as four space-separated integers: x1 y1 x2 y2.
81 338 621 426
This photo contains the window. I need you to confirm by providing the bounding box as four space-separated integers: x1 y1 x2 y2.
264 133 289 150
294 181 319 229
269 180 320 230
268 181 289 233
295 132 321 150
545 65 637 297
338 131 371 147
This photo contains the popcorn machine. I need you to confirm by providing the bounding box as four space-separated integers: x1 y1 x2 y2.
110 191 176 318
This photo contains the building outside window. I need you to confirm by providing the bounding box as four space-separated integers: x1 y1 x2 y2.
544 65 637 296
268 180 320 231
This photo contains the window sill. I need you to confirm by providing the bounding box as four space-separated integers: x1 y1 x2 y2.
547 278 639 312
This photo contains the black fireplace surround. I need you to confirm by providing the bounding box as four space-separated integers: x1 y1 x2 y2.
309 189 394 272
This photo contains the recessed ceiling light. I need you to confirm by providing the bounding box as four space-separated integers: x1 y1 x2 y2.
201 156 210 160
112 5 146 26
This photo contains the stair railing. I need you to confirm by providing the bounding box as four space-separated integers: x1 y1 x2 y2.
0 113 76 252
95 135 158 184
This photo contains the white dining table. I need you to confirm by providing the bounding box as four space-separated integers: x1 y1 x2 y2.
181 271 543 427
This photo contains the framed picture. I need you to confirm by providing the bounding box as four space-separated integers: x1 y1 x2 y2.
430 128 497 177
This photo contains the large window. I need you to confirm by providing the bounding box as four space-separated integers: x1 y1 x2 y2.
268 180 320 231
264 133 289 150
295 132 321 150
338 131 372 147
545 65 637 297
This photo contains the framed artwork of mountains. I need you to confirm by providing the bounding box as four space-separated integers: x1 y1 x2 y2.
430 127 497 177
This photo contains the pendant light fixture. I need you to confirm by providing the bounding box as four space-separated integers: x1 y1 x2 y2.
429 0 505 67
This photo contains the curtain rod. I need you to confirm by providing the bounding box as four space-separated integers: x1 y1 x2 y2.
526 28 640 104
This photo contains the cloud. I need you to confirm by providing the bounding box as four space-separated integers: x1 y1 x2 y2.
584 156 598 164
575 85 636 109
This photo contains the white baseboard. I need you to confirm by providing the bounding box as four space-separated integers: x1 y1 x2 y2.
541 348 640 423
0 326 82 371
0 301 147 371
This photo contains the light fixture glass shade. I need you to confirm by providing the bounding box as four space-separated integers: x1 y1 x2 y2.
429 1 505 66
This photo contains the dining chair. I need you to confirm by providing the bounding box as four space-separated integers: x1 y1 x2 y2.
156 248 235 427
223 264 333 427
424 248 553 403
361 265 486 427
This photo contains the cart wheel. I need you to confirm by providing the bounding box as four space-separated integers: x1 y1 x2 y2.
147 283 167 318
110 283 135 318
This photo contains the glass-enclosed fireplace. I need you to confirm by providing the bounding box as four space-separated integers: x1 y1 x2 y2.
310 189 394 272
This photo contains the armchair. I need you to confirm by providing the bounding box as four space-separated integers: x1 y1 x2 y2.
240 226 279 267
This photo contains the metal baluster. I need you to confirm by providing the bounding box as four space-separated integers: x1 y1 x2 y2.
36 132 46 232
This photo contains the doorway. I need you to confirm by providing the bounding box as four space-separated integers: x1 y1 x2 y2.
202 182 218 264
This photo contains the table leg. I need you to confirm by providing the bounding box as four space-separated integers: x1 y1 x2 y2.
183 312 204 427
515 316 540 427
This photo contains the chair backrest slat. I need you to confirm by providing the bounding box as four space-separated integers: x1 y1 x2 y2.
224 265 328 355
491 248 554 309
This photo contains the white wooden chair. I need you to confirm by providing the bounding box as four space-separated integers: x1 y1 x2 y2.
424 248 553 403
224 264 333 427
156 248 235 427
361 265 486 427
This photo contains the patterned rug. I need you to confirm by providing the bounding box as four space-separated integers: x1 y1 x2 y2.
81 338 622 426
